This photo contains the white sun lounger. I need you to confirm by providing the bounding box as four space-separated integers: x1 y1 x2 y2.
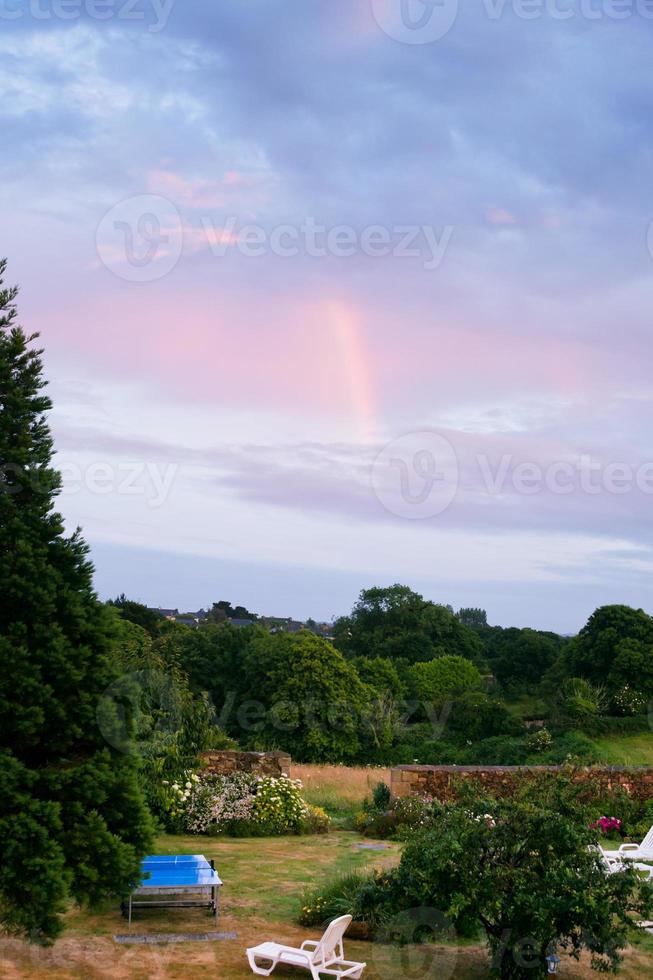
603 824 653 862
592 845 653 879
247 914 366 979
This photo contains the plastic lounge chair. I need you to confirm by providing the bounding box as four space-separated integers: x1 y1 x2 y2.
246 914 366 979
603 824 653 862
592 845 653 879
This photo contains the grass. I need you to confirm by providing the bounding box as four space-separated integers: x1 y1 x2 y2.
591 734 653 766
2 830 653 978
292 764 392 823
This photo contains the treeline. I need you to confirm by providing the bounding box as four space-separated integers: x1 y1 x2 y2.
112 585 653 767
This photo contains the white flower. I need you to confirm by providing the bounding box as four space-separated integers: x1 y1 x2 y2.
185 782 192 789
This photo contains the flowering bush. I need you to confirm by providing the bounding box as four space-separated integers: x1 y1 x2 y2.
160 771 312 837
590 815 623 839
527 727 553 753
159 770 200 829
356 792 438 839
612 685 648 716
300 804 332 835
252 775 308 834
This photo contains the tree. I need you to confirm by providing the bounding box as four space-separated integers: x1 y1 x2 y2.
160 621 263 727
608 638 653 698
457 607 488 628
206 600 258 623
0 263 153 942
374 780 652 978
566 605 653 684
485 627 561 691
409 655 482 708
447 690 522 743
239 631 371 762
107 594 162 636
333 585 484 664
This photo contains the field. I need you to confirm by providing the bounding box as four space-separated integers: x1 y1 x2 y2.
3 759 653 979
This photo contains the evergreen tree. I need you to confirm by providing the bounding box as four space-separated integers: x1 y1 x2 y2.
0 261 153 942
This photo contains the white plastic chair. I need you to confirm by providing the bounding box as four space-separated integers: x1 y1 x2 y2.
246 914 366 979
591 845 653 879
603 824 653 862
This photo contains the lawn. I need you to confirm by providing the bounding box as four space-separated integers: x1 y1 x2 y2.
592 734 653 766
2 828 653 979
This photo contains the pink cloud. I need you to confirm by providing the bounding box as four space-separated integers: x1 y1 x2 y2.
485 208 518 226
146 168 275 210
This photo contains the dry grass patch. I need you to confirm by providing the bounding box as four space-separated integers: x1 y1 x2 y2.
293 764 392 816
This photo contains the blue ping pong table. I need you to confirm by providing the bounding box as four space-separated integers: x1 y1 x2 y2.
123 855 223 925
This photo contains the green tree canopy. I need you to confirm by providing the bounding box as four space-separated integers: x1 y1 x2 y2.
333 585 484 664
239 630 371 762
456 606 488 628
485 627 562 691
566 605 653 685
107 594 162 636
409 655 483 708
0 263 153 941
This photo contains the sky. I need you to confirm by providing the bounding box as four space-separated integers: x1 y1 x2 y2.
3 0 653 632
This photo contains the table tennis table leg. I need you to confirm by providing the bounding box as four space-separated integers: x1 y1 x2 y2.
128 894 132 927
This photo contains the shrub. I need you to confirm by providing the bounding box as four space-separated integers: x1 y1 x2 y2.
299 870 375 929
611 684 648 716
300 805 332 835
589 815 623 840
159 770 201 831
576 713 650 736
356 793 438 839
370 781 391 811
526 727 553 753
558 677 607 723
175 772 311 836
252 775 308 834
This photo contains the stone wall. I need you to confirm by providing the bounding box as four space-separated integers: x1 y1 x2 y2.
200 750 292 778
391 765 653 801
